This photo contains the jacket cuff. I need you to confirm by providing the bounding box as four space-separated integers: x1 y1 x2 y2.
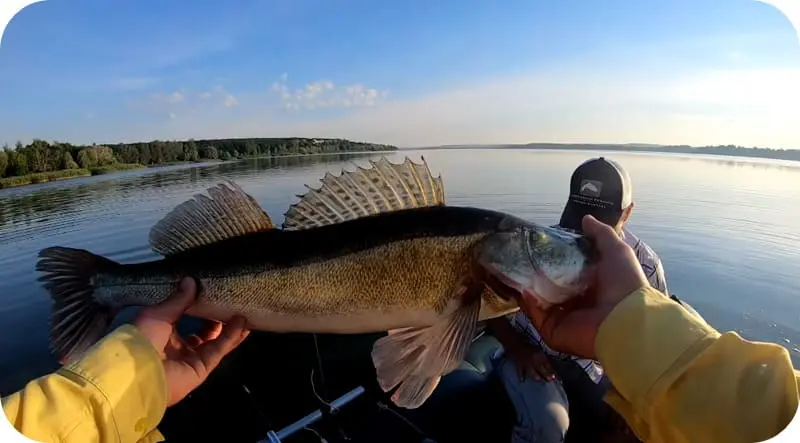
595 286 720 412
61 324 168 442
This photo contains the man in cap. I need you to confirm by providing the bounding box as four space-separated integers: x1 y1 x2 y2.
557 156 672 296
488 157 694 443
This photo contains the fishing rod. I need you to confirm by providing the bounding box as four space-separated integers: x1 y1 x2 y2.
257 385 366 443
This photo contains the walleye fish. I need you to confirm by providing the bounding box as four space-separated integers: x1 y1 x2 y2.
36 156 593 409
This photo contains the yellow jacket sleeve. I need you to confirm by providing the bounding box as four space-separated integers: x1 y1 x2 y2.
2 324 168 443
597 286 800 443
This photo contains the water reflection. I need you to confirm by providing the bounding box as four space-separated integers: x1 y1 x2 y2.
0 153 385 236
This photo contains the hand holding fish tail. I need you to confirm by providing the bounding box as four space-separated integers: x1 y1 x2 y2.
133 276 251 406
520 214 648 360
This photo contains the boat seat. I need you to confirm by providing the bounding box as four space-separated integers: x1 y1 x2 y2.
456 331 502 375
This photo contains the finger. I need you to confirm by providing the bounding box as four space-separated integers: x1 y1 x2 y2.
581 215 620 251
536 367 552 381
198 320 223 342
540 362 557 381
137 277 197 324
521 299 567 343
186 335 203 348
516 364 526 382
518 293 549 330
163 333 188 360
515 362 533 382
526 366 542 381
195 316 250 372
186 320 224 348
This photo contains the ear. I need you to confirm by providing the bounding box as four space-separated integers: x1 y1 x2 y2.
620 203 634 224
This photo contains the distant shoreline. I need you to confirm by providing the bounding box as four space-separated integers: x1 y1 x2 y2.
406 143 800 164
0 149 396 190
4 141 797 190
0 137 397 190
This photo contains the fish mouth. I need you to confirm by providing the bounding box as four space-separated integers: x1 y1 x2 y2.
480 262 531 301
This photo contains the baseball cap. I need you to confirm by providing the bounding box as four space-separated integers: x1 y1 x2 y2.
558 157 633 233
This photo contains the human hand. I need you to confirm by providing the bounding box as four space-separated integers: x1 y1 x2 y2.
507 342 557 382
520 215 649 360
133 277 251 406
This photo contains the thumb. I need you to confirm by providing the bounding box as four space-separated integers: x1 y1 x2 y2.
138 277 197 323
581 215 619 251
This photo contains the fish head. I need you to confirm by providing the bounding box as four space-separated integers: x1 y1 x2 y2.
475 220 595 308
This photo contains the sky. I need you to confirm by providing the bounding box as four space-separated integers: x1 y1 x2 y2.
0 0 799 148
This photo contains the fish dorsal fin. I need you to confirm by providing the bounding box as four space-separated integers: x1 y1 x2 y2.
282 156 446 230
148 181 274 256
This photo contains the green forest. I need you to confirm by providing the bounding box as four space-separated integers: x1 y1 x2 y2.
0 137 397 188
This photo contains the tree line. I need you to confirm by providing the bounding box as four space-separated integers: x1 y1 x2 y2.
0 137 398 179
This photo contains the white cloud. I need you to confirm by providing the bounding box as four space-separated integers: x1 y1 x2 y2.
270 76 387 110
164 91 186 104
223 94 239 107
129 91 186 108
147 65 800 149
127 87 242 121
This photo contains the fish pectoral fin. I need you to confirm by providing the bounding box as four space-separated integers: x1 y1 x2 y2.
478 286 521 322
371 297 481 409
149 181 275 256
282 156 446 230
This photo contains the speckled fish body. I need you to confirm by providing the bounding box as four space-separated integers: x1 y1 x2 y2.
87 205 523 333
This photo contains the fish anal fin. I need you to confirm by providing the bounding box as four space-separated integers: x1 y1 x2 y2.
390 374 442 410
149 181 274 256
282 156 446 230
371 285 481 409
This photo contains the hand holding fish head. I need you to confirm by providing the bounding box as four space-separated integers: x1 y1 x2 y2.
516 215 649 360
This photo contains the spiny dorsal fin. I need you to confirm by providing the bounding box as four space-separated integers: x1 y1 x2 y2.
149 181 274 256
282 156 446 230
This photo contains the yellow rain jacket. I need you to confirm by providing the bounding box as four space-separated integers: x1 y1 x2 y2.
2 286 799 443
597 286 800 443
2 325 167 443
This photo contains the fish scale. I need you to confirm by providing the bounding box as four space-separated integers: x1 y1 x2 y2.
35 156 593 410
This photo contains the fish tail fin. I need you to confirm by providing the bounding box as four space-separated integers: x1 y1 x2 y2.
36 246 120 363
371 284 482 409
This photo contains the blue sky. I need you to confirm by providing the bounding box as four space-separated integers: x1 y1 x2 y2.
0 0 798 148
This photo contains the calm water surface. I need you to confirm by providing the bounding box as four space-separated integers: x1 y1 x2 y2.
1 149 799 394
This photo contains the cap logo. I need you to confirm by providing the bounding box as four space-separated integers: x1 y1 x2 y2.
579 179 603 197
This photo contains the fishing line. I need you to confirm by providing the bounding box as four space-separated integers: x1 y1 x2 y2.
312 333 328 398
310 368 335 412
303 426 328 443
375 401 427 438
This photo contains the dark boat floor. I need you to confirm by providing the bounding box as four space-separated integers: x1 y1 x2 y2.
160 321 639 443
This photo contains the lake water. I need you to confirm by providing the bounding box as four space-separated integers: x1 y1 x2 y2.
1 148 799 395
